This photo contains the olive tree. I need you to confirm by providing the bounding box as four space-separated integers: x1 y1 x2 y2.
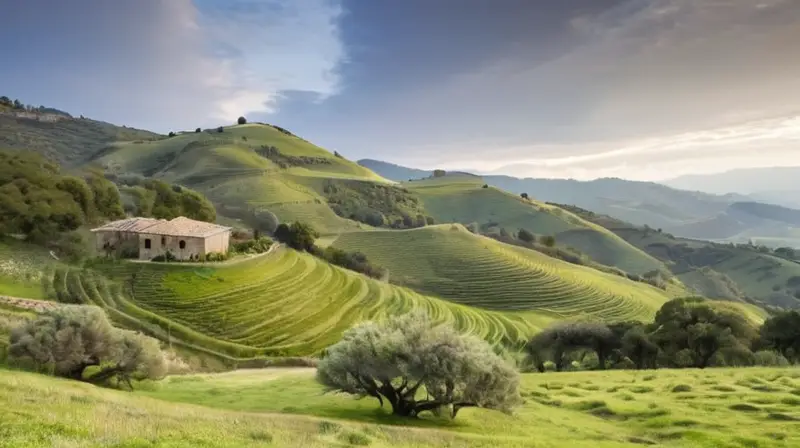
9 305 165 388
526 321 616 371
316 311 520 418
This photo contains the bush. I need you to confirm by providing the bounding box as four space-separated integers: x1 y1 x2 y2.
753 350 791 366
237 116 247 125
168 131 176 137
217 126 224 133
231 237 273 255
195 128 201 133
317 310 521 418
9 305 166 387
205 252 228 262
518 228 535 243
274 221 318 252
315 246 385 279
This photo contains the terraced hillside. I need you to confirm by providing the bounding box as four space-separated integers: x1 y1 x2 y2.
333 225 682 321
406 175 667 275
556 205 800 309
95 123 389 234
45 246 548 360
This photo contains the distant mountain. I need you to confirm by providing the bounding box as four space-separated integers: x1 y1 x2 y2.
665 166 800 195
361 159 800 247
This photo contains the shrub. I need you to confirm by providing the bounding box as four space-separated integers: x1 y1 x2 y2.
753 350 790 366
518 228 535 243
314 246 385 279
205 252 228 262
317 310 521 418
217 126 224 133
8 305 166 387
168 131 176 137
521 192 529 200
540 235 556 248
237 116 247 125
195 128 201 133
231 237 273 255
274 221 318 252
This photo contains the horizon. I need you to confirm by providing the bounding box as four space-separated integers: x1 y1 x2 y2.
2 0 798 181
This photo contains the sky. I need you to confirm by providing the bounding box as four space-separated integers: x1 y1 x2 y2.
1 0 799 181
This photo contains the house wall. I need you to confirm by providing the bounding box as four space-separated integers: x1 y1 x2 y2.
137 234 206 261
94 231 139 257
204 231 230 255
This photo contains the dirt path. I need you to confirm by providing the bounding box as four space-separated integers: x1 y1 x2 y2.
0 295 60 312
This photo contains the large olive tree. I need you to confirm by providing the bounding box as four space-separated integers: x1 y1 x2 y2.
9 305 166 388
317 311 520 418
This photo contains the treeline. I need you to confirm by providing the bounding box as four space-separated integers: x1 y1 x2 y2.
273 221 385 279
322 180 434 229
526 297 800 372
106 174 216 223
0 96 71 117
0 150 123 256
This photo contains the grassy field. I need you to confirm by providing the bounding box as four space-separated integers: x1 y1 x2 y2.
333 225 680 321
95 123 387 234
71 246 550 359
406 176 666 275
0 237 58 300
2 366 798 447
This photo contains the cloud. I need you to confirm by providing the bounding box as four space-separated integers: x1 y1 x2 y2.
360 0 800 179
0 0 346 131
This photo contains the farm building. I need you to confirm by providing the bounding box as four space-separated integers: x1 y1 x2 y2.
91 216 231 261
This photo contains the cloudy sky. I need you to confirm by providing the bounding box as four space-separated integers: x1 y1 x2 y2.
1 0 799 181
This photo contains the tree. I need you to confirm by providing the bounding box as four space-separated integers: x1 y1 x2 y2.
168 131 176 137
482 184 489 189
433 169 446 178
217 126 224 133
526 322 616 371
520 193 529 200
86 174 125 220
620 325 659 369
274 221 319 251
0 96 11 107
195 128 202 133
425 216 435 226
517 228 535 243
8 305 166 387
237 116 247 125
317 311 521 418
758 311 800 363
540 235 556 248
13 99 23 109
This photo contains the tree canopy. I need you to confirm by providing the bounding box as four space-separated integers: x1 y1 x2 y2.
317 311 521 418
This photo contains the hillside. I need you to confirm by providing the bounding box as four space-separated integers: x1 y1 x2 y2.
363 160 800 247
94 123 396 234
0 237 551 361
665 166 800 196
0 107 159 167
332 224 679 321
405 175 667 275
358 158 432 181
554 206 800 309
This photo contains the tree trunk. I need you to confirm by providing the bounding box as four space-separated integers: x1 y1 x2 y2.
597 348 607 370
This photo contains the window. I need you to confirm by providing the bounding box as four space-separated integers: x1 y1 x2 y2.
179 240 186 249
161 237 166 246
144 239 151 249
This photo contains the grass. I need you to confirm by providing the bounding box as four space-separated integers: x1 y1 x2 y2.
4 366 797 447
0 237 59 300
406 177 667 275
96 123 387 234
71 246 551 359
333 225 678 321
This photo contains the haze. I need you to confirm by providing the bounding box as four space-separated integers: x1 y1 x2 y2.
1 0 798 181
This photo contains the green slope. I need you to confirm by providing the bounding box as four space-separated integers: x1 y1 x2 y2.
78 246 550 359
332 225 680 321
406 176 667 275
95 123 389 234
560 206 800 309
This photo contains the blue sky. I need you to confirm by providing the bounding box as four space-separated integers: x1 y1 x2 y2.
1 0 799 180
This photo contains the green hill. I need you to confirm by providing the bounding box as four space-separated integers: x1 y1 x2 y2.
94 123 394 234
405 175 667 275
332 224 680 321
14 245 546 361
555 205 800 309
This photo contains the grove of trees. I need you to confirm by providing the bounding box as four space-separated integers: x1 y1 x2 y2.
527 298 799 371
317 310 520 418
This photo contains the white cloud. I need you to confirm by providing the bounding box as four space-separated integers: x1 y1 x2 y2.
373 0 800 180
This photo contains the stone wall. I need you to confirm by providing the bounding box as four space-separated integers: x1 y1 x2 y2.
204 232 230 255
138 233 206 261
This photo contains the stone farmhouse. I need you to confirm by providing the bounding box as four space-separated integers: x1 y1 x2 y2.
91 216 231 261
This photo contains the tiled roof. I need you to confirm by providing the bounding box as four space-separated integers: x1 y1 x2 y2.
91 216 230 238
139 216 231 238
90 217 162 233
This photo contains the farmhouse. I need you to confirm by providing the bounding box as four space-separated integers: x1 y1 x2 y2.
91 216 231 261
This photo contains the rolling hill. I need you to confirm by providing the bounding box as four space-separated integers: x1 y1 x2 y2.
332 224 681 321
362 159 800 248
0 238 551 362
554 205 800 309
405 175 667 275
